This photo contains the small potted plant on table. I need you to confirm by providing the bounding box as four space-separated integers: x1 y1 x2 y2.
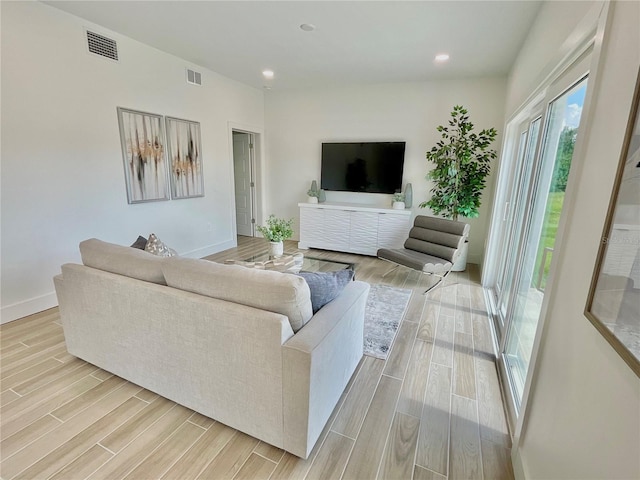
307 180 326 203
392 192 406 210
257 214 294 257
307 188 320 204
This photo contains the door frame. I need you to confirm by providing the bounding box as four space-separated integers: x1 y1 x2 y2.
232 131 256 237
228 122 263 240
491 110 544 338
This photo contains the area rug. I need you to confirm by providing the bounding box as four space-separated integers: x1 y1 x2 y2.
364 284 413 360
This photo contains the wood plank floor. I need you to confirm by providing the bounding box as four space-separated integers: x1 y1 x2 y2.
0 237 513 480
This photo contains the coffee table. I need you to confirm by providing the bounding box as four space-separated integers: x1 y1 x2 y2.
242 251 354 274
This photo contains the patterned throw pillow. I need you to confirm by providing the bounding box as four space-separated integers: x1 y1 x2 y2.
144 233 177 257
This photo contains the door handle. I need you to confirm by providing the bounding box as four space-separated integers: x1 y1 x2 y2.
503 202 510 221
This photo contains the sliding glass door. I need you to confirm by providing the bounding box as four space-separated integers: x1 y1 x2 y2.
503 77 588 403
493 116 542 335
485 50 592 418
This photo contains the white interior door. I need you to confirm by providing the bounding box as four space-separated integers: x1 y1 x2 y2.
233 132 254 237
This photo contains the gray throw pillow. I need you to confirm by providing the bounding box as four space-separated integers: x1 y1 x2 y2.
130 235 148 250
297 269 355 313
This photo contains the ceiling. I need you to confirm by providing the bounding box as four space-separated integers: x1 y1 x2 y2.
45 1 543 90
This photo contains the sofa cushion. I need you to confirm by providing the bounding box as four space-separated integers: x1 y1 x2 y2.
162 257 313 332
79 238 167 285
297 270 355 313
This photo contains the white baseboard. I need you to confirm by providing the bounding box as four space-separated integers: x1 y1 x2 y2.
1 292 58 324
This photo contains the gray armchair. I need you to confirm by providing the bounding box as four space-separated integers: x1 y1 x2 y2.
377 215 470 294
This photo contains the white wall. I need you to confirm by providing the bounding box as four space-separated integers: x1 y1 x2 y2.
505 1 595 116
264 79 507 264
507 1 640 478
0 1 264 322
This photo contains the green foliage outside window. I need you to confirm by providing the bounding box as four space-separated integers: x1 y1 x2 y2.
551 126 577 192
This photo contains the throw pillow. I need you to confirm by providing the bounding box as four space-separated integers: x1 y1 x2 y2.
145 233 177 257
130 235 148 250
297 269 355 313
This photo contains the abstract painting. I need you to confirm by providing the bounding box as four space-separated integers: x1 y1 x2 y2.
117 107 169 203
165 117 204 199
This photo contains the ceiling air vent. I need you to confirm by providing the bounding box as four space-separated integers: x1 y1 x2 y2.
187 68 202 86
86 30 118 61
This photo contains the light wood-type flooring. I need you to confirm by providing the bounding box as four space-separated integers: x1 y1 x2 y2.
0 237 513 480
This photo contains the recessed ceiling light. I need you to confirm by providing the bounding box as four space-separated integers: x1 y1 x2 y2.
300 23 316 32
434 53 450 62
262 70 274 79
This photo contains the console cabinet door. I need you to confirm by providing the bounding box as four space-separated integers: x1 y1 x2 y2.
378 213 410 249
349 211 379 255
300 205 410 255
300 207 324 248
323 210 351 251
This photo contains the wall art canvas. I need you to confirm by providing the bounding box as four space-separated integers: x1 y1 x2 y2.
585 69 640 377
165 117 204 199
117 107 169 203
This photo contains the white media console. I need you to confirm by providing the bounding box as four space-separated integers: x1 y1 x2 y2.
298 202 411 256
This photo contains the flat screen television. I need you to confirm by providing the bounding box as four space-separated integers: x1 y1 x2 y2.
321 142 406 194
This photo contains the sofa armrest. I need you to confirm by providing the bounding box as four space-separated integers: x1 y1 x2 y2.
281 280 369 458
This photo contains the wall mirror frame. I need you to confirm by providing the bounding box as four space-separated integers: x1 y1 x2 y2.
585 68 640 378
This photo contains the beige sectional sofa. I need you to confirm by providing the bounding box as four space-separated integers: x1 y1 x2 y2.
54 239 369 458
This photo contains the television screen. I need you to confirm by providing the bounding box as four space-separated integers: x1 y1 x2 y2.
321 142 406 194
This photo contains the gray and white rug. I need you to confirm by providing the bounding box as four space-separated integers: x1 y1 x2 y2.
364 284 413 360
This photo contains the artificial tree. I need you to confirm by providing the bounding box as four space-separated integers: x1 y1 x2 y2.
419 105 497 221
